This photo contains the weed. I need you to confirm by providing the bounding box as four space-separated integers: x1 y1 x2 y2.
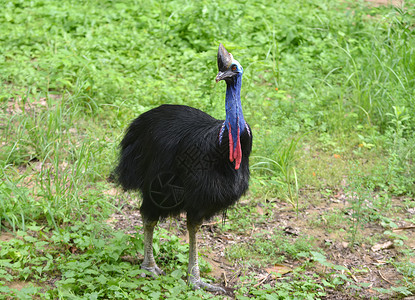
384 106 414 195
344 165 372 246
252 135 303 215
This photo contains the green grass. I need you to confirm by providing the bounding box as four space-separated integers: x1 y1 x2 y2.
226 229 315 267
1 0 415 298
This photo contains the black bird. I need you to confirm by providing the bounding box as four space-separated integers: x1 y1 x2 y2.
115 44 252 292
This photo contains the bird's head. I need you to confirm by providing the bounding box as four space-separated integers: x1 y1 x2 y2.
215 44 243 84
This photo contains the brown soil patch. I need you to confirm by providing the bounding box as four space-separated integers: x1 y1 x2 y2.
0 232 15 242
6 281 30 291
365 0 404 7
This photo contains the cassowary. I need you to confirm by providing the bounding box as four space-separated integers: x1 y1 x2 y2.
115 44 252 292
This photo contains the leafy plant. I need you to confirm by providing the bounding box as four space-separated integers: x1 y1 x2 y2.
344 164 374 246
384 106 414 195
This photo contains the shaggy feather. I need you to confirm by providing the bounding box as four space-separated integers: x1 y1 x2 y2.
115 104 252 224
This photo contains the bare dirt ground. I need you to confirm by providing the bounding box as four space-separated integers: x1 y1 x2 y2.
365 0 404 7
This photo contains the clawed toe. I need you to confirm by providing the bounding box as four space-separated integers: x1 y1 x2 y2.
141 265 165 277
188 277 226 293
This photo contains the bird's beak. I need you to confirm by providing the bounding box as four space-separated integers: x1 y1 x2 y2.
215 71 227 83
216 44 232 83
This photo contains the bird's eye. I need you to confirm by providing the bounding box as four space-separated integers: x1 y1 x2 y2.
231 65 237 71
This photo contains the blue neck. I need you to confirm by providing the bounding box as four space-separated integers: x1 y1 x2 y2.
224 74 245 141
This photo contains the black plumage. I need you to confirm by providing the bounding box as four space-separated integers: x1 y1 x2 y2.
114 44 252 292
116 104 252 222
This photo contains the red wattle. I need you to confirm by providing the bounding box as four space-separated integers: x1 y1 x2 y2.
228 122 243 170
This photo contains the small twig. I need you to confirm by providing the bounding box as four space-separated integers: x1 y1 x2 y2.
350 273 358 283
343 269 358 282
201 221 220 227
378 270 393 284
392 226 415 232
222 271 228 287
253 274 270 288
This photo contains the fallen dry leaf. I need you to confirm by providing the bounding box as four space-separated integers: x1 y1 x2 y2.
256 206 264 215
105 217 117 224
265 264 292 277
371 241 393 252
103 188 118 196
283 226 299 235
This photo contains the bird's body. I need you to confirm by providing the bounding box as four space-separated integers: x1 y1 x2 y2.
116 104 252 223
115 44 252 292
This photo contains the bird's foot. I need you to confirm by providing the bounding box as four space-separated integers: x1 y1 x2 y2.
140 264 165 278
188 277 226 293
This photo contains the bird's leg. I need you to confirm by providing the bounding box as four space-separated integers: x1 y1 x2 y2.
187 219 225 293
141 218 164 277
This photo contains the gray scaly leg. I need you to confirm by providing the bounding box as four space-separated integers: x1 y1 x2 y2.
141 218 164 277
187 219 225 293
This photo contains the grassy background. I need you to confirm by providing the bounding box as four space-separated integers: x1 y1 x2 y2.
1 0 414 298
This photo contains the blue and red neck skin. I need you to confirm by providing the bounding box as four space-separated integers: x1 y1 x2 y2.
219 71 249 170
